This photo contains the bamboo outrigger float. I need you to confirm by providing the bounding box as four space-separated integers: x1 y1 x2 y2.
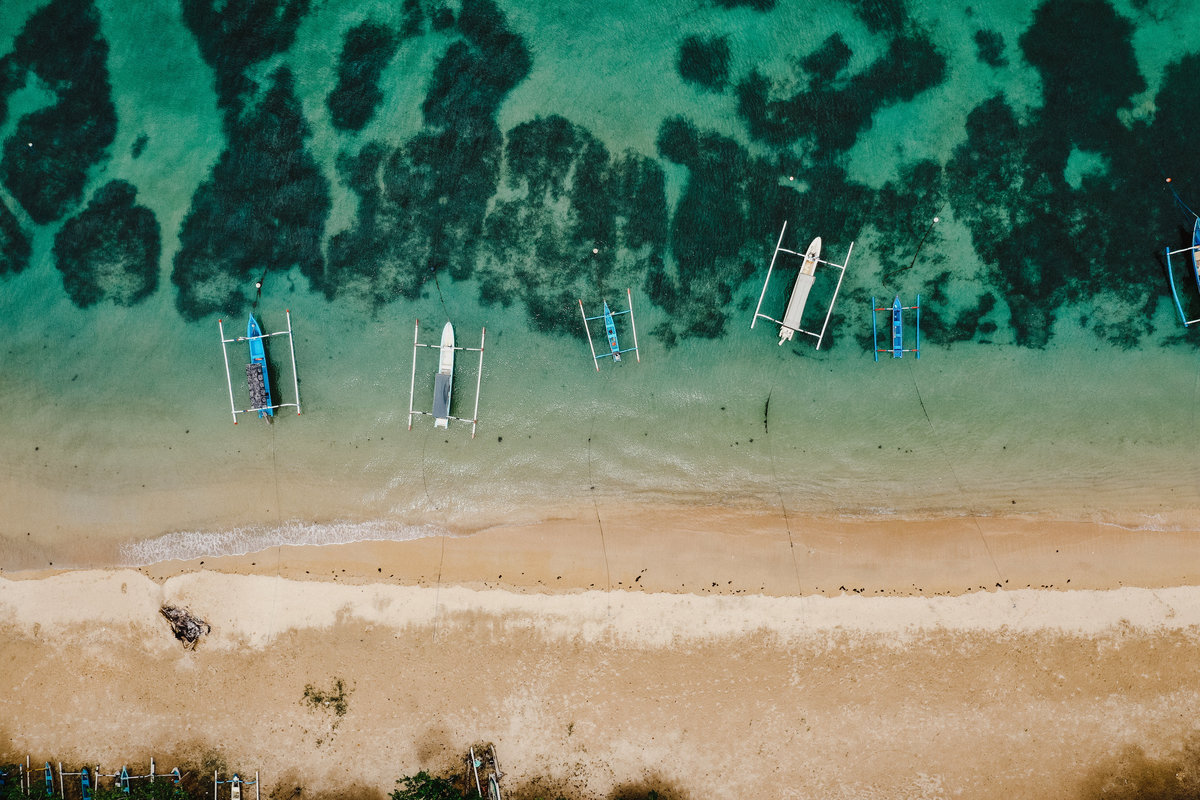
751 221 853 349
218 310 301 423
579 288 640 370
408 320 486 438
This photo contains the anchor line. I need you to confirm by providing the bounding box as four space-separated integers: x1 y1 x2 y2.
884 205 944 281
431 269 452 321
906 360 1011 597
416 424 448 641
585 384 613 594
763 387 802 594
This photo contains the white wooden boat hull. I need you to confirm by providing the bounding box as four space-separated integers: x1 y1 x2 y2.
434 322 454 428
780 237 821 343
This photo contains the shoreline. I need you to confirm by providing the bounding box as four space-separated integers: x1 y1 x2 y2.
6 504 1200 597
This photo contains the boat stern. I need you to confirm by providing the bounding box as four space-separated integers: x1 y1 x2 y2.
433 371 452 428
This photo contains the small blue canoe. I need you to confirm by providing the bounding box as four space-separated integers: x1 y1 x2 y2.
602 301 622 362
247 314 273 417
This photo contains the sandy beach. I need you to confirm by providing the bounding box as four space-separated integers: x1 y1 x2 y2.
4 507 1200 800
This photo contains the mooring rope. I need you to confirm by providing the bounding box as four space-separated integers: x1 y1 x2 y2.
585 380 614 593
905 360 1011 598
431 268 452 321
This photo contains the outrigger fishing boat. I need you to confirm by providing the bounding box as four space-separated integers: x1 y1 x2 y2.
579 289 640 370
872 295 921 360
1164 217 1200 326
751 221 853 349
408 319 486 437
218 310 301 423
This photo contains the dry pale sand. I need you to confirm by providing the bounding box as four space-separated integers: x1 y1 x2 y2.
1 570 1200 800
3 504 1200 800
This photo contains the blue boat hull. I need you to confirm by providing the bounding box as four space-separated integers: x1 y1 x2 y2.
603 301 621 361
247 314 273 417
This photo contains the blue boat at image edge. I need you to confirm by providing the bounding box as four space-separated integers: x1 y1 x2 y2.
1164 217 1200 327
247 314 273 417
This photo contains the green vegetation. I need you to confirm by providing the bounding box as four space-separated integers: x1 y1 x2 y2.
302 677 351 717
389 772 464 800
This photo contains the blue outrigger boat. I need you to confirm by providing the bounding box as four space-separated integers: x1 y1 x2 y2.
1164 217 1200 326
246 314 273 418
218 310 300 423
871 295 921 360
579 289 640 371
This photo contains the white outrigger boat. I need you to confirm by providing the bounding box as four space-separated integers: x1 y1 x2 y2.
408 319 485 438
751 221 853 349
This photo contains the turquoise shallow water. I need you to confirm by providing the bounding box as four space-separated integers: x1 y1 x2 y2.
2 0 1200 568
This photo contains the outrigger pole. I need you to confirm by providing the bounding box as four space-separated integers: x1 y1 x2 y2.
218 310 301 423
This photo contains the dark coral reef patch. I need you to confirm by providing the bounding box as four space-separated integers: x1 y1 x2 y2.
53 181 161 308
477 115 668 335
0 0 116 225
326 0 530 306
180 0 312 112
172 67 330 319
678 35 731 92
0 198 31 276
941 0 1158 348
327 21 402 133
736 29 946 155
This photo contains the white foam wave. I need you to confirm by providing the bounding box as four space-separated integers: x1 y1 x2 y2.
118 518 448 566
